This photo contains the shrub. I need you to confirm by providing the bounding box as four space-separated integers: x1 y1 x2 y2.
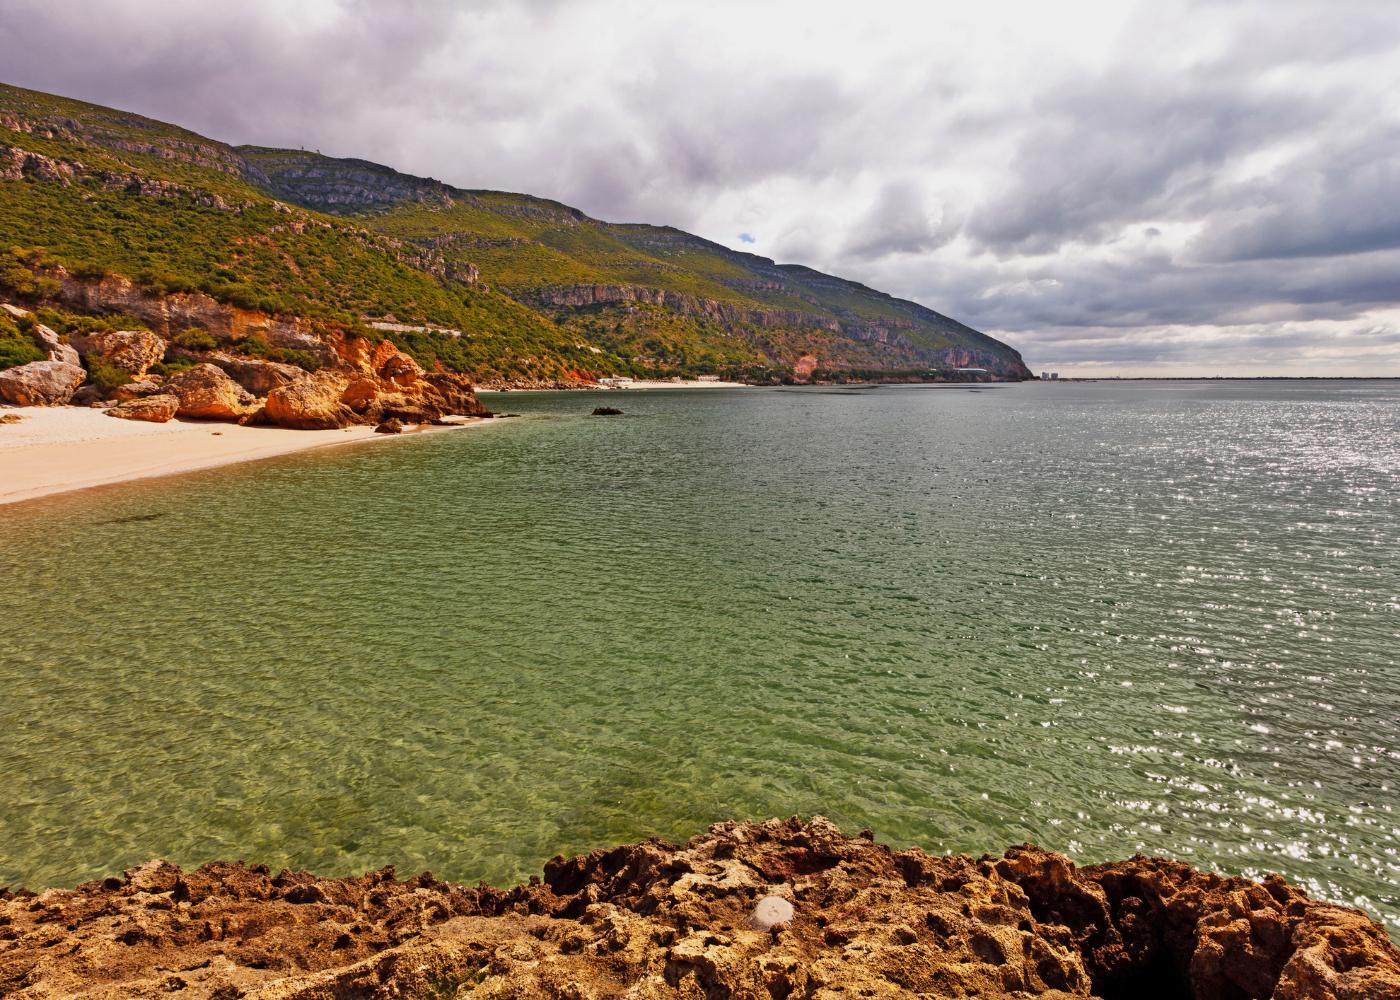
173 327 218 351
85 358 131 394
150 358 197 377
71 261 109 281
0 318 44 368
269 347 320 370
232 334 320 370
37 309 149 336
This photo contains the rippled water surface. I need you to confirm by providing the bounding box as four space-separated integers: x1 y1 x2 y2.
1 381 1397 934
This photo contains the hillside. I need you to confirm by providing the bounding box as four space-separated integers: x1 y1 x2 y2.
0 82 1031 384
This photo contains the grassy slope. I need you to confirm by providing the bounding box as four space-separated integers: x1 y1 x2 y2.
1 82 1028 380
0 84 598 381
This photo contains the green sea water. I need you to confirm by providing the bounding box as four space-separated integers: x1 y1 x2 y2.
1 381 1396 936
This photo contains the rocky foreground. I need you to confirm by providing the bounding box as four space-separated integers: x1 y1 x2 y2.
1 819 1396 999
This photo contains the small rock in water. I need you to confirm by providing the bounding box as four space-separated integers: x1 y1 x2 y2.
749 894 794 930
591 406 623 416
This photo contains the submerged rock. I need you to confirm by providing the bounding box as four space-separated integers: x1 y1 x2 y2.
591 405 624 415
0 817 1394 999
0 359 86 405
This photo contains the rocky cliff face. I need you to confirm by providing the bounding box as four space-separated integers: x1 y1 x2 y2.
1 818 1394 999
2 275 492 428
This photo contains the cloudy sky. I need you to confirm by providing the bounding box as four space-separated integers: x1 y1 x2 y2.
3 0 1398 375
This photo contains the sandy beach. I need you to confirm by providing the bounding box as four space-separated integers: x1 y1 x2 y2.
0 406 490 506
621 379 751 389
480 379 752 394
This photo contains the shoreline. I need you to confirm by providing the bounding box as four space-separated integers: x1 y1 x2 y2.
478 378 754 393
0 406 494 507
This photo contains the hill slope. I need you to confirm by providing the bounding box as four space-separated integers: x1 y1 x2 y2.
0 82 1030 383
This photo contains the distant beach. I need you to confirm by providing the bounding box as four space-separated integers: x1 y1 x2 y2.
0 406 493 506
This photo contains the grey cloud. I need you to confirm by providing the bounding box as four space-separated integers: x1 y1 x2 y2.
1192 128 1400 261
843 180 959 260
964 74 1324 254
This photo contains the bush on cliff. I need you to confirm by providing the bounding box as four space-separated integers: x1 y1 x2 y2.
36 308 150 337
172 327 218 351
85 358 132 395
234 334 320 371
0 313 45 369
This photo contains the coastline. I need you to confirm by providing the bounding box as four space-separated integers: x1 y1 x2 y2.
479 378 753 393
2 817 1396 998
0 406 494 506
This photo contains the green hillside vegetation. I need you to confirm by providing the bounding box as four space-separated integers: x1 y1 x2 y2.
1 82 1029 382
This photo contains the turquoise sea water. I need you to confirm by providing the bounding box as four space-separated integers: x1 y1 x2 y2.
0 381 1396 936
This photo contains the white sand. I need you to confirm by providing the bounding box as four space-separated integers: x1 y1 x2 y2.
0 406 490 506
622 380 750 390
479 379 751 394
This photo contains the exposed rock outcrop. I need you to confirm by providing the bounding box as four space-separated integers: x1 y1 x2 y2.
264 369 355 429
105 393 178 422
55 271 337 367
0 359 85 405
164 363 257 421
207 356 304 396
0 818 1395 999
69 328 167 376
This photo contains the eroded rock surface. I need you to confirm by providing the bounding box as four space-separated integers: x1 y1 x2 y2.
165 363 258 421
1 818 1394 999
0 359 85 405
105 393 179 422
263 370 355 429
70 329 168 376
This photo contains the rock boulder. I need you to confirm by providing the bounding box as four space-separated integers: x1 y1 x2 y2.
164 364 256 421
105 394 178 423
208 356 304 396
0 359 86 405
111 379 165 402
31 322 81 366
264 370 354 429
70 329 168 376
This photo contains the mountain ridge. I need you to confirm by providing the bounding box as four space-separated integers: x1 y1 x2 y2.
0 82 1031 384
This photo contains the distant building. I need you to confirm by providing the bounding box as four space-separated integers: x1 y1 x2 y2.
1040 371 1050 380
1050 372 1060 380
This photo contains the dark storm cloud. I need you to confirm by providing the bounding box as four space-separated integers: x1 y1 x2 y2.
1 0 1397 373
